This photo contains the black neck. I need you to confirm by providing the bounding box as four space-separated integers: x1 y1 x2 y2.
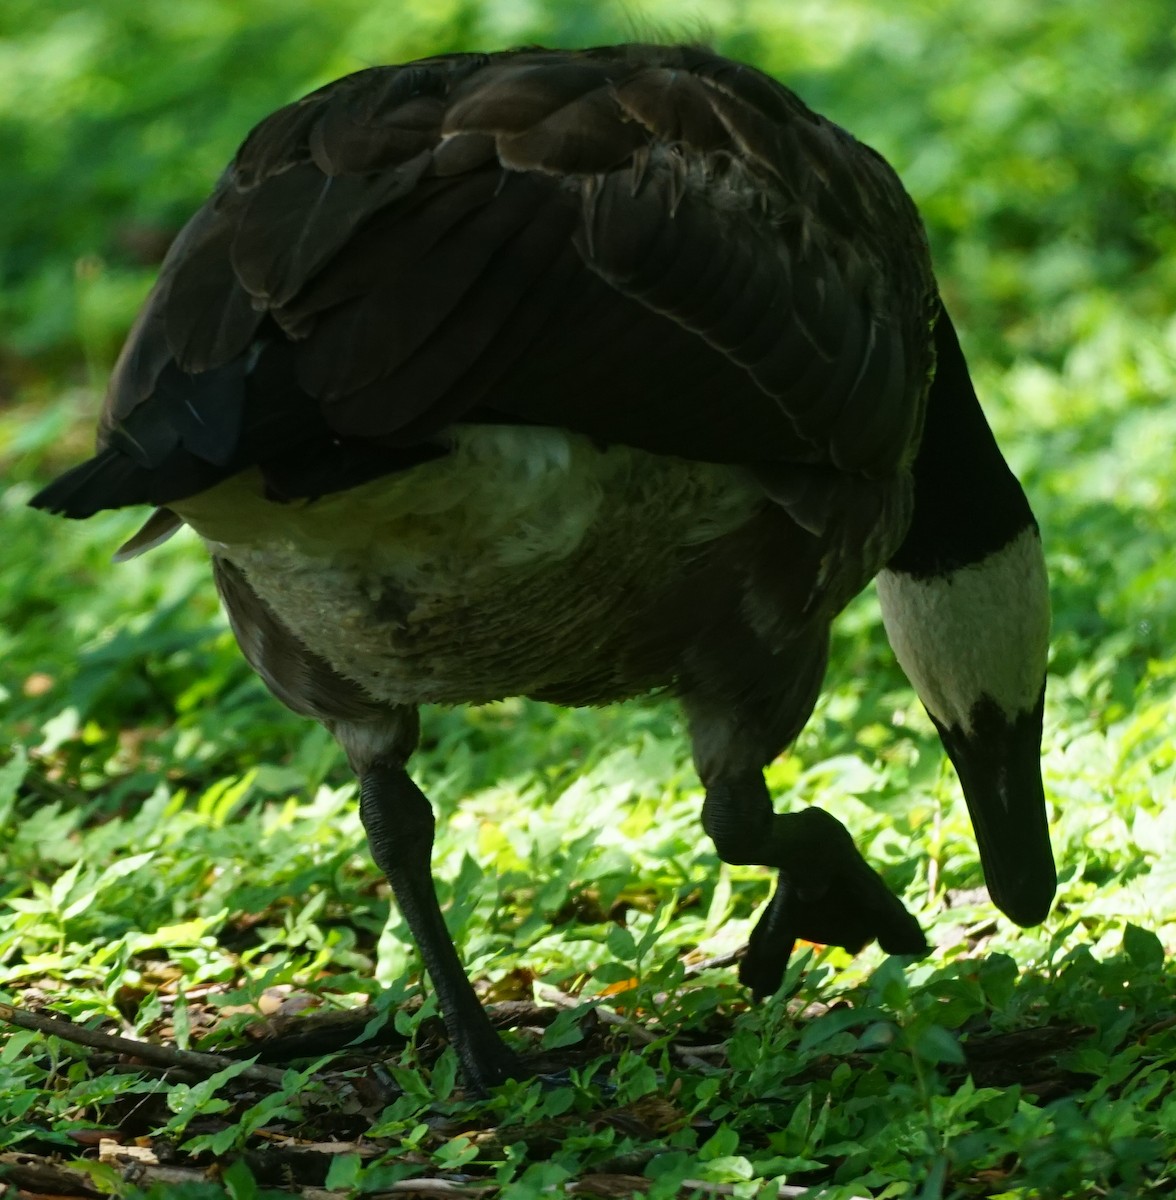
887 306 1036 580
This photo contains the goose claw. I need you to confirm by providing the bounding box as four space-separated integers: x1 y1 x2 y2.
740 808 928 1000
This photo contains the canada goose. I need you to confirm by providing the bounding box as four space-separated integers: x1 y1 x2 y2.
32 43 1054 1092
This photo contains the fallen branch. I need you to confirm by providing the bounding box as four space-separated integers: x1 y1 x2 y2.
0 1003 289 1086
0 1152 208 1197
244 998 560 1064
682 949 743 976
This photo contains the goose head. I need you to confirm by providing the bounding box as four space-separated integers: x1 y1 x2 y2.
878 310 1054 926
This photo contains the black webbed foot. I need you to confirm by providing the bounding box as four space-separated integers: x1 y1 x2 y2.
701 772 926 999
739 807 928 999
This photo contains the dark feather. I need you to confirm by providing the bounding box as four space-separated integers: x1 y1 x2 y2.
443 59 620 135
38 42 935 538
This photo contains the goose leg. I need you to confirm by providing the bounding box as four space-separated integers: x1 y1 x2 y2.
701 771 928 999
212 562 518 1088
358 762 521 1092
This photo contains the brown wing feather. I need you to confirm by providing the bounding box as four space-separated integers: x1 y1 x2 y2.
38 43 936 522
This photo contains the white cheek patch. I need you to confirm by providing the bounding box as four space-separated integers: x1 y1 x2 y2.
875 526 1050 735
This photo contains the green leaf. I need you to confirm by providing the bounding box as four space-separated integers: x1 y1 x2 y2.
858 1020 900 1051
434 1135 479 1169
325 1152 363 1190
699 1124 740 1161
0 747 27 828
783 1089 813 1144
911 1025 965 1066
48 860 82 908
95 851 155 885
541 1006 587 1050
0 1030 38 1064
977 953 1018 1008
164 1057 258 1136
430 1048 457 1102
594 961 638 985
916 1153 949 1200
799 1007 883 1053
606 922 638 964
1122 923 1164 971
222 1157 259 1200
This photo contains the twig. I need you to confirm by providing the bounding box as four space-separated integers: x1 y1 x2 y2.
1140 1014 1176 1039
682 949 743 976
671 1042 727 1060
368 1184 494 1196
0 1002 289 1085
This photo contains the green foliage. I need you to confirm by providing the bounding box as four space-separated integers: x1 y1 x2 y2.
1 1 1174 1197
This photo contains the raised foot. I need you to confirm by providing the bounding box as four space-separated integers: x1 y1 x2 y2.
740 807 928 999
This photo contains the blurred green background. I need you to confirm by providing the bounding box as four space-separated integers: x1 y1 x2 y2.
1 3 1174 1194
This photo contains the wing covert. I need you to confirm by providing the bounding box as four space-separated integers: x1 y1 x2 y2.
58 44 936 519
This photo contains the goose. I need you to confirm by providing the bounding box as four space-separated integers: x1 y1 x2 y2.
32 43 1054 1092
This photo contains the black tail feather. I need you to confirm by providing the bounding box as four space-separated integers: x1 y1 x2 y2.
30 449 156 519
